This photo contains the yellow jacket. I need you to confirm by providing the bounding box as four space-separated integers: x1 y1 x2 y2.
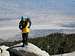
22 22 30 33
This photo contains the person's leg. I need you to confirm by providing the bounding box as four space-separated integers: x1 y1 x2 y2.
22 33 26 46
22 33 28 46
25 33 28 45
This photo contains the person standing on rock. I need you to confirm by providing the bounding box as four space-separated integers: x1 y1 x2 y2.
19 16 31 47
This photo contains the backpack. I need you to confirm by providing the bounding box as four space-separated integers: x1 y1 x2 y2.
19 20 24 30
19 19 31 30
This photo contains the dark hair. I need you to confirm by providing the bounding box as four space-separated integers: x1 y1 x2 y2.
26 18 30 21
21 16 23 21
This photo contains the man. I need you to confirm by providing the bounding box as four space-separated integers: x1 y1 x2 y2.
19 16 31 47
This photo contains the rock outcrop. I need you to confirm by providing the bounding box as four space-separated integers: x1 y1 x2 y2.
0 43 50 56
0 45 10 56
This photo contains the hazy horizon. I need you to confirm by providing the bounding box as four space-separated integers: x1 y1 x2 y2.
0 0 75 40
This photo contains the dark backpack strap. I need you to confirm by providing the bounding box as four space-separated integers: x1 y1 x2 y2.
19 21 23 30
28 20 31 28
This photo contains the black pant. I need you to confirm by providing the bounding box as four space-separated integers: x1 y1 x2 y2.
22 33 28 45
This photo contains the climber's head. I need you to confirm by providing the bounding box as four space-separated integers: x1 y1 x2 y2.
21 16 28 21
21 16 24 21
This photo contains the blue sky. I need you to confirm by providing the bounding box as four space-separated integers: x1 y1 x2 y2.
0 0 75 39
0 0 75 28
0 0 75 18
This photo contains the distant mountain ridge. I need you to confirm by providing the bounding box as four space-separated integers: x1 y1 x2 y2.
0 33 75 55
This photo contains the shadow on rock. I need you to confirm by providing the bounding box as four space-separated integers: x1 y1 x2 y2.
7 44 38 56
7 48 38 56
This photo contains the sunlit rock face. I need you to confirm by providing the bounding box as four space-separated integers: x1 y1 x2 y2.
9 43 50 56
0 45 10 56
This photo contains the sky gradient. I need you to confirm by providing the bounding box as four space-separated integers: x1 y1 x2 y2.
0 0 75 40
0 0 75 27
0 0 75 17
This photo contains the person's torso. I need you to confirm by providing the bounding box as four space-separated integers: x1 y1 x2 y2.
22 21 30 33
